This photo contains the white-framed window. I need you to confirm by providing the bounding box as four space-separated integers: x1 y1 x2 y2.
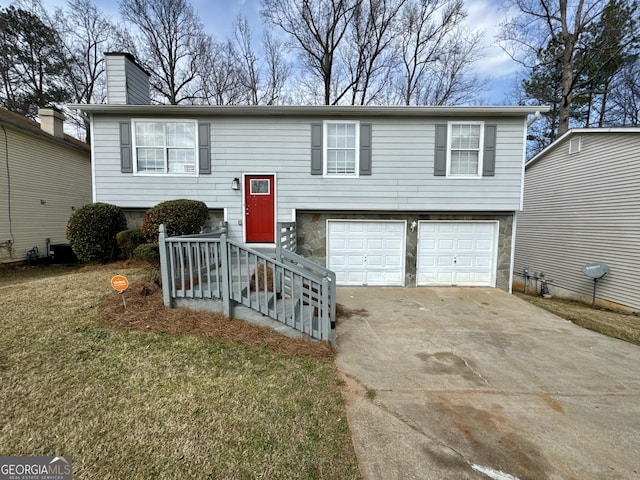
447 121 484 177
324 120 359 176
133 120 198 175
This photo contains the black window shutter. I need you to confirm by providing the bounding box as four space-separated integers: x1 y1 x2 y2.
434 124 447 176
483 124 496 177
198 122 211 174
120 121 133 173
311 123 323 175
359 123 372 175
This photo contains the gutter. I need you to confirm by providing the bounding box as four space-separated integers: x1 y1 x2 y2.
526 110 541 127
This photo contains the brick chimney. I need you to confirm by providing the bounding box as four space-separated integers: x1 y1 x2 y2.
105 52 151 105
39 108 65 138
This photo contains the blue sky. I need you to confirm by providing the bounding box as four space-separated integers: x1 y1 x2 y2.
39 0 523 104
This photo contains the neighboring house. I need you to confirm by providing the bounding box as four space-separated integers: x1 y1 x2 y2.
74 53 546 291
0 107 91 264
514 128 640 311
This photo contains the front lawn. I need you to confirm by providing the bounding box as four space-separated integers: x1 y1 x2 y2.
0 267 360 479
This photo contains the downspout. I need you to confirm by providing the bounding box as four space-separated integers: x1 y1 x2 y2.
1 125 15 257
89 112 97 203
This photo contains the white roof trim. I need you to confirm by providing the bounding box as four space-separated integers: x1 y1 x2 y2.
526 127 640 168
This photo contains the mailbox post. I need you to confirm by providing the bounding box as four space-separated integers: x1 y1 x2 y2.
582 263 610 308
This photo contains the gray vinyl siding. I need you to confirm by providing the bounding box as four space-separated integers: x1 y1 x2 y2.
93 115 526 243
105 55 150 105
514 132 640 310
0 126 91 263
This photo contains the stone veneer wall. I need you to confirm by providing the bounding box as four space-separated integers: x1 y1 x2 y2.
295 211 514 291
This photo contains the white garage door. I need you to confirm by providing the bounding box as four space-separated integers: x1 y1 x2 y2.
327 220 405 286
417 221 497 287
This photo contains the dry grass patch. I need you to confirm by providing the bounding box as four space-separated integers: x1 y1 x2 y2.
515 292 640 346
0 267 360 479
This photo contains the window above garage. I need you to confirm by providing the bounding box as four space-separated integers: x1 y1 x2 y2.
448 122 483 177
310 121 372 177
434 122 496 178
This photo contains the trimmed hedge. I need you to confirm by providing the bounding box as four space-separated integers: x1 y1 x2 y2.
67 203 127 263
116 229 144 259
141 199 209 242
133 243 160 264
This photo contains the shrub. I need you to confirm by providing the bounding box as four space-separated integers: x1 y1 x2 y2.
141 199 209 242
116 229 144 259
66 203 127 263
133 243 160 264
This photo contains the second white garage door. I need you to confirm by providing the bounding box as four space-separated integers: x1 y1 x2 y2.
417 221 497 287
327 220 405 286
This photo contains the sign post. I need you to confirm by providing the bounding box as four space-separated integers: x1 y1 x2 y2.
111 275 129 309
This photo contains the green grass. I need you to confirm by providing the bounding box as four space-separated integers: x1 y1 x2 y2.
0 263 81 287
0 268 360 479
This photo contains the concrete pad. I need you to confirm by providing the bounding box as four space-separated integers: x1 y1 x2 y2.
335 287 640 480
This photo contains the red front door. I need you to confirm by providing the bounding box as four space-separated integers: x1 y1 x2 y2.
245 175 275 243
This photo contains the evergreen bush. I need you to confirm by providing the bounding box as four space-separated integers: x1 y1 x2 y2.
133 243 160 264
66 203 127 263
141 199 209 242
116 229 144 259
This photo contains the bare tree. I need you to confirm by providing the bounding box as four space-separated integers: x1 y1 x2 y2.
233 15 260 105
414 30 485 105
342 0 407 105
262 0 361 105
262 30 292 105
393 0 474 105
119 0 209 104
199 39 246 105
52 0 129 136
608 58 640 126
500 0 638 136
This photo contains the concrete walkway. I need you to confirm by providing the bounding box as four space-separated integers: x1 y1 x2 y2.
335 287 640 480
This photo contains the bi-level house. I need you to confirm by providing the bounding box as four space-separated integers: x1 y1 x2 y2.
75 53 546 292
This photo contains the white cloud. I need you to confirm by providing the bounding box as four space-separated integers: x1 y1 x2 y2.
462 0 521 78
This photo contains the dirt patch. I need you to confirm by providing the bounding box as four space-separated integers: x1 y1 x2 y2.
336 304 369 320
98 279 333 358
515 292 640 346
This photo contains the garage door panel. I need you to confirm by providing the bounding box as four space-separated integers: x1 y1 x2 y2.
456 256 473 267
475 239 493 250
328 221 405 286
367 238 383 249
347 238 365 249
367 255 383 266
418 221 497 287
438 239 455 250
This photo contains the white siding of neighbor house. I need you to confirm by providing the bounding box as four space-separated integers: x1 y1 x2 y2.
92 115 526 242
0 126 91 263
514 131 640 310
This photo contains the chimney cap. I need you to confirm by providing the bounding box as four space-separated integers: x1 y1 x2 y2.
105 51 151 77
38 106 66 118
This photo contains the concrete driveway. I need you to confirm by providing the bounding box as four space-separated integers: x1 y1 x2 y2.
335 287 640 480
